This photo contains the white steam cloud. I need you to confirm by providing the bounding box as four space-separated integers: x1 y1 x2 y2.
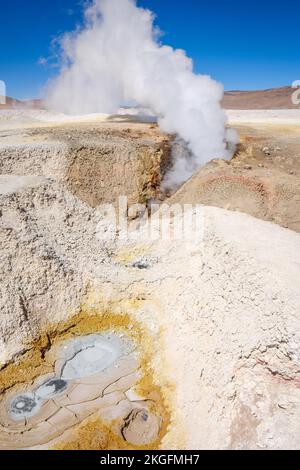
47 0 236 187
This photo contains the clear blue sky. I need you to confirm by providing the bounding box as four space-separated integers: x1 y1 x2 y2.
1 0 299 99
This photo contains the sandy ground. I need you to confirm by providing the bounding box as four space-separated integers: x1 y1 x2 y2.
227 109 300 124
0 108 300 450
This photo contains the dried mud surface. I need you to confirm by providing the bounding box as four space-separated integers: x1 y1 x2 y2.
0 313 169 450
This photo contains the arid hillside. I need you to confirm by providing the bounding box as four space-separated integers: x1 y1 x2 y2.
222 86 298 109
0 97 43 110
0 96 22 109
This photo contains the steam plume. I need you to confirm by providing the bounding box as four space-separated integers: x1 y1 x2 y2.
47 0 236 186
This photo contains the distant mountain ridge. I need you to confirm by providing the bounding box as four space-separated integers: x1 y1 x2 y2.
222 86 298 109
0 86 299 110
0 97 42 110
0 96 22 109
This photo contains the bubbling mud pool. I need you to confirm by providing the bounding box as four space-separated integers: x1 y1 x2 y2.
0 316 167 450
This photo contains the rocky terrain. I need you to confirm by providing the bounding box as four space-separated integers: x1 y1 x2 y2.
169 114 300 232
0 109 299 450
0 115 171 208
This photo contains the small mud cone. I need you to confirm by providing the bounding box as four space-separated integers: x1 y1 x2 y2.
121 409 161 446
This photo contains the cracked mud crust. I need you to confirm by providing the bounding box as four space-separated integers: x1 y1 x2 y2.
0 311 171 450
